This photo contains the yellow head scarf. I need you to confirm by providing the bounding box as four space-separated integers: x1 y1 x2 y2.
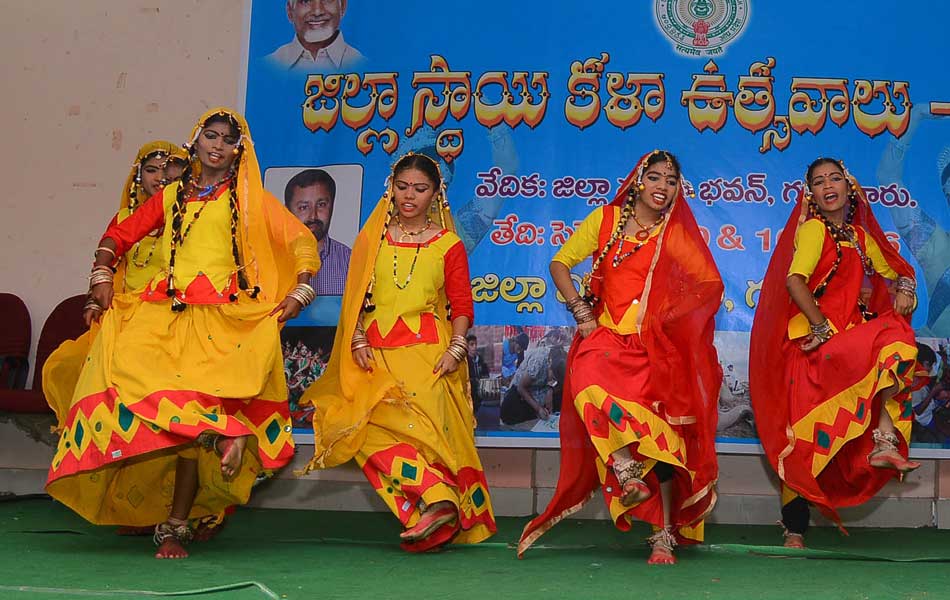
173 108 319 303
301 152 465 471
119 140 188 214
114 141 188 293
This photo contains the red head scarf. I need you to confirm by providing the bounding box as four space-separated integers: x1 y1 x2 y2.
749 158 915 510
518 151 723 556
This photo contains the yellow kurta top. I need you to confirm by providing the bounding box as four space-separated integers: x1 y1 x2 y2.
363 229 468 345
552 206 661 335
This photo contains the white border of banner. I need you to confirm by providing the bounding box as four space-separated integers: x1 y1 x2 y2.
291 432 944 457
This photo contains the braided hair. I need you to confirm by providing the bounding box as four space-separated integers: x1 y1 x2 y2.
583 151 679 304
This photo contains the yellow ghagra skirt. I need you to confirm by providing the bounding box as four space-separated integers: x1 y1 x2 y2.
45 295 294 526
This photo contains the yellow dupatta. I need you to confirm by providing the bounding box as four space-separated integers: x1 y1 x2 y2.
178 108 319 303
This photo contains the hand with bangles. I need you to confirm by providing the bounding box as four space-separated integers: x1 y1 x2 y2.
433 334 468 377
893 276 916 316
351 319 374 372
270 296 303 323
269 280 314 323
565 295 597 338
432 352 461 376
83 293 107 327
799 317 834 352
85 243 121 325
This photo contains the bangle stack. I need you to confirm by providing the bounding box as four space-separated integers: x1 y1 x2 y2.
566 296 595 325
88 265 115 288
287 283 316 307
94 246 117 263
809 318 834 344
83 296 103 313
445 334 468 363
351 322 370 353
896 276 916 299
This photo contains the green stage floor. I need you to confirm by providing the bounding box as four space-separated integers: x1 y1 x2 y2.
1 498 948 599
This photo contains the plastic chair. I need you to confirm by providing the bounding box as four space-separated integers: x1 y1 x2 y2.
0 293 31 390
0 294 88 412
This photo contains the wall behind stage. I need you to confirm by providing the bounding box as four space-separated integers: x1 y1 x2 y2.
0 0 245 372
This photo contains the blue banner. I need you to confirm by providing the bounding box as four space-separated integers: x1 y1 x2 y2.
244 0 950 450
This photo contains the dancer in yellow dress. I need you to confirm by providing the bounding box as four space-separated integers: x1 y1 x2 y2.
45 108 319 559
45 140 188 425
301 152 496 552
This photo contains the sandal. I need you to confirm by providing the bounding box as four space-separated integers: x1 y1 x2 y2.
613 458 651 506
867 429 919 480
646 526 677 565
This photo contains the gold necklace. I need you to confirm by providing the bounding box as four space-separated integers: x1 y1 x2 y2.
392 215 432 289
395 215 432 242
629 208 665 241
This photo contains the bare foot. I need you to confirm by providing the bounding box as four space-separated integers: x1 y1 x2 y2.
868 447 920 478
620 477 652 507
217 436 247 480
783 532 805 549
400 502 457 542
155 537 189 559
646 527 677 565
647 545 677 565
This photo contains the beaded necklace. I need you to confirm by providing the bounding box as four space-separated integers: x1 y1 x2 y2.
175 176 231 246
612 210 665 267
130 237 159 268
392 215 431 289
129 187 160 268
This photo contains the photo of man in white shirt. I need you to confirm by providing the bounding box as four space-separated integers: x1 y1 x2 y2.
267 0 366 72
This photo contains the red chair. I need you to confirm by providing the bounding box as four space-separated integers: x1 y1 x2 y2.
0 294 88 413
0 293 31 390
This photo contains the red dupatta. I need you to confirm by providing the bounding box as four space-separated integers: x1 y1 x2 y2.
518 151 723 556
749 162 915 518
